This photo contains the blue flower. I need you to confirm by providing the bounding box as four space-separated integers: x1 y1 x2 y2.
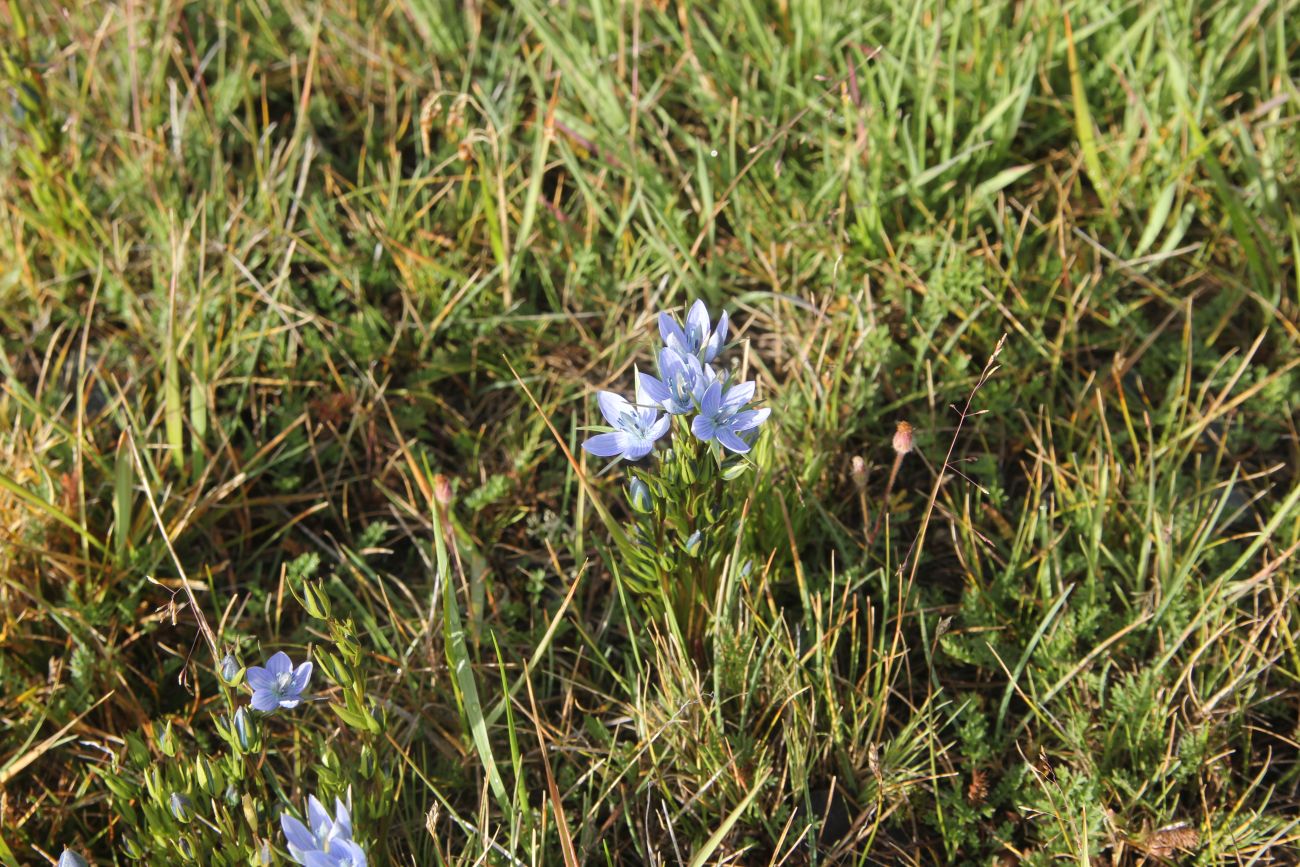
282 796 367 867
582 391 670 462
636 348 720 415
58 850 89 867
659 300 729 363
246 651 313 713
690 380 770 453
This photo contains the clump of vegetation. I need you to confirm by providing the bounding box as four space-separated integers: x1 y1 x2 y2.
1 0 1297 863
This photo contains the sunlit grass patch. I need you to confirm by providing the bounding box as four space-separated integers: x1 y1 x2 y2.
2 0 1298 863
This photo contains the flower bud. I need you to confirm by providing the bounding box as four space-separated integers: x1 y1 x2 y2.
684 530 704 557
220 653 240 684
850 456 868 490
892 421 913 456
169 792 192 823
157 721 175 757
627 478 653 513
433 474 453 506
122 836 143 859
58 850 89 867
232 706 253 750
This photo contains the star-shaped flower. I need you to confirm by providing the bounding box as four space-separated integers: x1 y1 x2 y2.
636 348 720 415
581 391 670 462
659 300 729 363
690 380 769 453
246 651 313 713
282 796 367 867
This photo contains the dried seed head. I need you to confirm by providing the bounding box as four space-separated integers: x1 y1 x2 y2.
892 421 914 456
850 455 868 490
967 768 989 804
867 742 882 780
1145 823 1199 857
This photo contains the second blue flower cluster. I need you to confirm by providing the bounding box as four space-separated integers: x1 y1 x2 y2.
582 301 770 461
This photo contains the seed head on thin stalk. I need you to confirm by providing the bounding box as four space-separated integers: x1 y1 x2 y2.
866 421 915 547
851 456 870 544
872 335 1007 746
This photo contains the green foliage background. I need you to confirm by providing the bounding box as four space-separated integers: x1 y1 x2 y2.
1 0 1298 863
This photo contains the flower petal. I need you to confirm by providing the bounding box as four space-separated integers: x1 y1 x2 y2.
658 346 685 377
636 370 671 407
333 797 353 839
265 651 292 676
700 381 722 417
245 665 275 692
691 414 717 441
622 437 654 461
582 432 628 457
58 851 89 867
716 428 752 453
308 795 331 837
332 839 368 867
250 689 282 713
729 407 770 431
685 300 710 346
290 661 314 695
637 404 660 428
658 312 687 351
721 381 755 412
282 813 317 852
302 852 336 867
648 415 671 441
595 391 631 426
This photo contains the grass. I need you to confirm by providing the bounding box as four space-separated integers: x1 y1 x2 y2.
1 0 1298 863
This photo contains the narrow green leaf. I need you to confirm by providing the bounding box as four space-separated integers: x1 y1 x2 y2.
432 466 510 810
687 768 770 867
1065 13 1111 211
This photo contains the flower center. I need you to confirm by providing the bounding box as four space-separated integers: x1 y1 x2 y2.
275 671 293 692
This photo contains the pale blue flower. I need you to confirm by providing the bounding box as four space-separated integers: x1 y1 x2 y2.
691 380 769 453
582 391 670 462
282 796 367 867
636 348 720 415
246 651 312 713
659 300 729 363
58 850 89 867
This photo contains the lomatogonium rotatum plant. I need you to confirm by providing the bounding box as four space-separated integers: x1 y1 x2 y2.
582 300 769 646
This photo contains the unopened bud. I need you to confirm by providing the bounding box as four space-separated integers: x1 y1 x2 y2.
892 422 913 456
627 478 653 513
169 792 192 823
850 456 868 490
432 474 453 507
232 706 253 750
220 653 240 684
